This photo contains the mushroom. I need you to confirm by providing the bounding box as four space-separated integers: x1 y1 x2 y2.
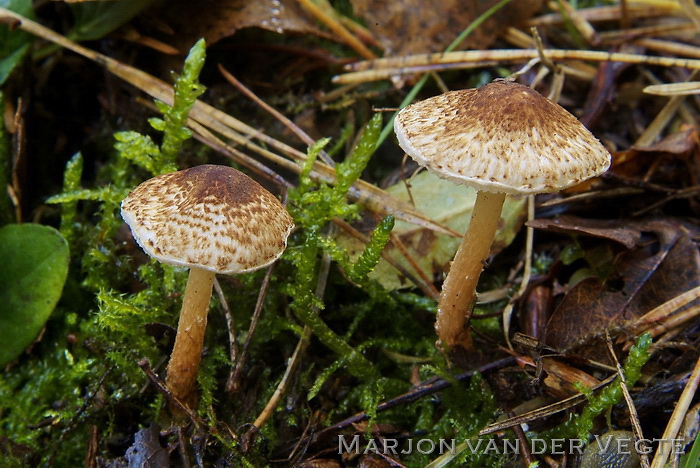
394 80 611 358
121 164 294 410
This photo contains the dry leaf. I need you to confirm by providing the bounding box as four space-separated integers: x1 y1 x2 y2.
543 219 700 358
528 215 643 249
337 170 527 290
349 0 543 56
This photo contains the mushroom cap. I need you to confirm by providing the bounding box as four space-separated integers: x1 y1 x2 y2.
394 81 611 195
121 165 294 275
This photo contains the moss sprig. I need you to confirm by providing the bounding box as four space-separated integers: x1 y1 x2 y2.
551 332 653 441
285 113 391 380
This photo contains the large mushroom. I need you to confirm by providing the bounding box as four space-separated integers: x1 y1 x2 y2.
394 80 611 359
121 164 294 410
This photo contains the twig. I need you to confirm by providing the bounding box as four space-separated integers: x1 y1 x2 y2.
632 185 700 217
176 426 192 468
46 366 112 466
605 331 650 468
305 357 516 446
226 245 278 393
479 373 619 436
553 0 601 45
650 355 700 468
217 65 335 167
137 358 206 430
334 49 700 85
626 285 700 345
388 230 440 300
528 3 680 27
635 69 699 147
506 196 534 346
84 425 99 468
214 277 238 389
509 411 535 467
295 0 376 60
253 250 331 427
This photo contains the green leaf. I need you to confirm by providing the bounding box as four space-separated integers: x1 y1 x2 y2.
0 0 35 85
0 224 69 366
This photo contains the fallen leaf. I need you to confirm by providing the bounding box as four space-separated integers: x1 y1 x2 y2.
349 0 543 56
337 170 527 290
544 219 700 358
528 215 643 249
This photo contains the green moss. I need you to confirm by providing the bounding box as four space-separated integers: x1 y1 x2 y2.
285 113 394 381
548 332 653 442
0 37 215 465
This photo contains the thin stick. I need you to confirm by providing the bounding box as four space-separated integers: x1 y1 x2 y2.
226 254 276 392
529 3 679 27
335 49 700 85
214 277 238 388
479 373 619 436
502 195 534 350
605 331 650 468
332 217 444 299
554 0 601 45
138 358 206 430
249 251 332 434
650 355 700 468
218 65 335 167
295 0 376 60
304 356 516 447
388 230 440 300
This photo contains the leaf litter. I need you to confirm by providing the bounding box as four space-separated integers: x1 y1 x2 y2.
0 1 699 467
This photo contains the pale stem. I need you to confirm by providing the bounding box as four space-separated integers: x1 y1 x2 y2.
436 190 506 352
165 267 216 410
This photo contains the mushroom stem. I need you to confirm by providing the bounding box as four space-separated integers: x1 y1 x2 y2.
436 190 506 353
165 266 216 410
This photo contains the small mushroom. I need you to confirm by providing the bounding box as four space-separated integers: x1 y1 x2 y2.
121 165 294 411
394 80 610 359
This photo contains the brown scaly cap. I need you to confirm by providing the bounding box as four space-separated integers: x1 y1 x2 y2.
121 165 294 274
394 81 611 195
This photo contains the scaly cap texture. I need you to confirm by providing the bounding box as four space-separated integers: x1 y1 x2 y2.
121 165 294 274
394 81 611 195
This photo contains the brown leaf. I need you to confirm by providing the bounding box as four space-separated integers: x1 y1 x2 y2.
634 127 698 154
528 215 643 249
526 215 642 249
544 220 700 357
349 0 543 57
541 357 601 399
162 0 324 50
